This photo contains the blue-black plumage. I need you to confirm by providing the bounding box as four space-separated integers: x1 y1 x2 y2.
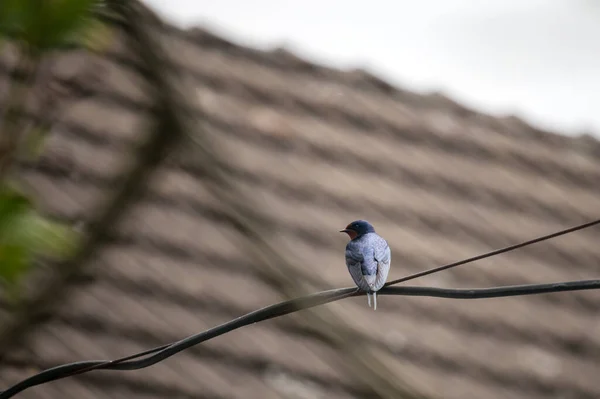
340 220 391 310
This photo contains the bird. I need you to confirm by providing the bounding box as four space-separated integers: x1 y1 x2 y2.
340 220 391 310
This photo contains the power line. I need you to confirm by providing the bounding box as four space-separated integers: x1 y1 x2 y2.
2 280 600 398
386 218 600 286
1 219 599 398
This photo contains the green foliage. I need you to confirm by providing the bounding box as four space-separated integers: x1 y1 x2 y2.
0 185 79 294
0 0 106 52
0 244 29 299
0 186 31 223
5 204 79 258
0 0 98 297
78 16 113 52
0 186 34 291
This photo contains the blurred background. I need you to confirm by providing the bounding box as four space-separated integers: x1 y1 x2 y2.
0 1 599 399
147 0 600 136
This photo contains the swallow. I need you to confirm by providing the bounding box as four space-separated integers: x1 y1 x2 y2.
340 220 391 310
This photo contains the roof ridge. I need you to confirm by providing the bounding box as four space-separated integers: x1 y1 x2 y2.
180 25 600 156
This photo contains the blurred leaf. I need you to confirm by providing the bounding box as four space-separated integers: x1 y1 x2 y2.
43 0 98 47
6 211 80 258
76 18 113 52
0 244 30 286
0 186 32 233
0 186 31 290
0 0 102 52
0 0 25 38
0 185 79 293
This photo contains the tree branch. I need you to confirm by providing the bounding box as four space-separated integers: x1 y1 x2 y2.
1 279 598 398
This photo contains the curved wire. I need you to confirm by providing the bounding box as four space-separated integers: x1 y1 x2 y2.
2 218 599 397
2 280 600 398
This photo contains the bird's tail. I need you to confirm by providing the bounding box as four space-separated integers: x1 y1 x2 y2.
367 281 377 311
366 292 377 310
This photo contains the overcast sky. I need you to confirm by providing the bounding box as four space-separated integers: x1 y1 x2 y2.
144 0 600 137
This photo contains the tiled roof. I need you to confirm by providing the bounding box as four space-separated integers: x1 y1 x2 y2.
1 6 600 399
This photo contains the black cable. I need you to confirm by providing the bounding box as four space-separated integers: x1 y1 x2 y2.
2 218 599 397
385 218 600 286
0 289 356 398
2 280 600 398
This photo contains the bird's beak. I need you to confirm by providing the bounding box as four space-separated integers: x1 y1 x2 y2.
340 228 357 239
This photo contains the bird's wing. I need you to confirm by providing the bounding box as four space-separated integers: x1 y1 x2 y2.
373 240 391 266
344 247 363 266
373 238 391 289
345 247 373 290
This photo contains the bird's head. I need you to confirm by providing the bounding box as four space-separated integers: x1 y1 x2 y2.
339 220 375 240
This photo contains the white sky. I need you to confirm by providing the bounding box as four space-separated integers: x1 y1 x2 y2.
144 0 600 137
